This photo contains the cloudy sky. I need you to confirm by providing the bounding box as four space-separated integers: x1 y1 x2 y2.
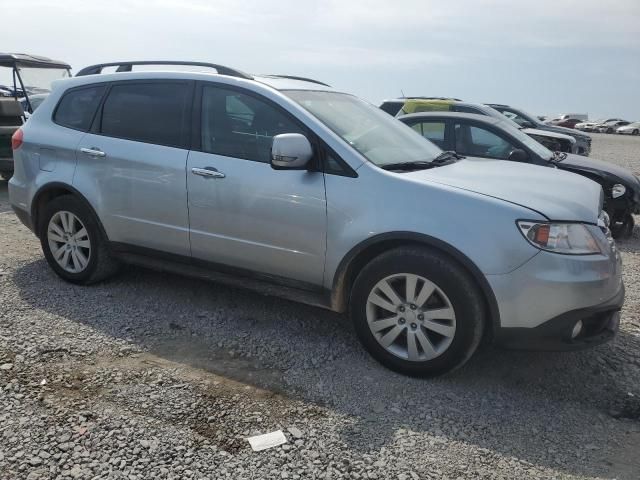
4 0 640 119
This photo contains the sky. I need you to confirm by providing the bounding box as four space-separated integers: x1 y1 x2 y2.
2 0 640 120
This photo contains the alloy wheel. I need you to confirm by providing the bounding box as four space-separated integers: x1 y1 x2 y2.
47 211 92 273
366 273 456 361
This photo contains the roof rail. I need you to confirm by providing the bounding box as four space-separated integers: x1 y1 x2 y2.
75 61 253 80
265 75 331 87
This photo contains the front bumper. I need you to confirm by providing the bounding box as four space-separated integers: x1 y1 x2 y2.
486 230 623 350
494 284 624 350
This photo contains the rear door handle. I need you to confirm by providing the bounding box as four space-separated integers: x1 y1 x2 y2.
191 167 225 179
80 147 106 158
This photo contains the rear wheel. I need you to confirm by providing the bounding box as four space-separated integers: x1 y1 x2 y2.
350 247 485 377
39 195 119 284
0 171 11 181
633 129 639 136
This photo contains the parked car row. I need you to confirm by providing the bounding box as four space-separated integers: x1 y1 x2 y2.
575 119 639 134
5 59 635 377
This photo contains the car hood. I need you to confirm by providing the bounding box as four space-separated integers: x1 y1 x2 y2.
538 123 590 139
405 158 602 223
522 127 575 142
559 153 640 188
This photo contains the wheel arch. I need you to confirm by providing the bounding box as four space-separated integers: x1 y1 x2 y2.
31 182 108 241
331 232 501 337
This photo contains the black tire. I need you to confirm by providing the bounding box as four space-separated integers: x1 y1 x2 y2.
610 214 635 239
607 128 613 134
39 195 119 284
0 171 11 181
633 129 639 136
349 246 485 377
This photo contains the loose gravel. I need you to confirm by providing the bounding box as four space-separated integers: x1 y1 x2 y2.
1 133 639 480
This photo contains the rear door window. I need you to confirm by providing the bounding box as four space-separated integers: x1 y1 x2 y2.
54 85 107 131
410 121 446 148
99 82 190 148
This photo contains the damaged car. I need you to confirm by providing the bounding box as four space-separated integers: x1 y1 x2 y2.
399 111 640 237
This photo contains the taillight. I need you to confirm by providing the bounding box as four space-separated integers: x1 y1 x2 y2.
11 128 23 150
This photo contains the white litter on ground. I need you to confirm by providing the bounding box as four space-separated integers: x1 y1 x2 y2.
246 430 288 452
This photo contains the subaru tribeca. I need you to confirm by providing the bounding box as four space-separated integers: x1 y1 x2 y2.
8 62 624 377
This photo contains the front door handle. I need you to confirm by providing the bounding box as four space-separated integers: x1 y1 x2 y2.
191 167 225 179
80 147 106 158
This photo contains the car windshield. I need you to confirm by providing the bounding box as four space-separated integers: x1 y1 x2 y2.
284 90 442 167
498 120 554 160
17 67 70 95
497 106 540 127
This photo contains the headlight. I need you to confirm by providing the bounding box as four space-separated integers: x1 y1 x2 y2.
611 184 626 198
517 221 601 254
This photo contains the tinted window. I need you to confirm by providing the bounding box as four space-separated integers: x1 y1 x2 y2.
100 82 189 148
201 85 304 163
455 123 516 159
451 105 482 114
54 86 106 131
410 121 446 148
379 101 403 116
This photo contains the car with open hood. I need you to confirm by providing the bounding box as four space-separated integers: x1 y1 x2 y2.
398 111 640 237
9 61 624 377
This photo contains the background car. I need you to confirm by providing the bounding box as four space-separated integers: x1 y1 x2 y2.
597 120 630 134
486 104 592 156
576 118 623 132
546 113 588 125
387 99 577 154
617 122 640 135
398 111 640 238
547 118 583 129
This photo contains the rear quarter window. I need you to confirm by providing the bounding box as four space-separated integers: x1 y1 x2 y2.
54 85 107 131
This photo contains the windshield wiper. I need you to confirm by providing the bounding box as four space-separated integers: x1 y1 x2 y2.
433 150 465 162
549 151 568 163
381 151 463 172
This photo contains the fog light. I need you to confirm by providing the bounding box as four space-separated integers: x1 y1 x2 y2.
571 320 583 339
611 184 626 198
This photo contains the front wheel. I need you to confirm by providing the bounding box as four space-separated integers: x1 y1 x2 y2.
350 247 485 377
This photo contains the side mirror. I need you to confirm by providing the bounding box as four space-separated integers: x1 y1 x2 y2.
271 133 313 170
508 149 529 162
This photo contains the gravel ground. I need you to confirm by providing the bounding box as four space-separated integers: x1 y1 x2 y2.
1 133 639 480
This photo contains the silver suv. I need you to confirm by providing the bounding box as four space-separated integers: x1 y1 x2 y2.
8 62 624 376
